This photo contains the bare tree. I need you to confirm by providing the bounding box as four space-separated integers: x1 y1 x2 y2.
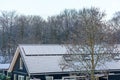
110 12 120 44
60 8 119 80
0 11 17 62
30 16 45 43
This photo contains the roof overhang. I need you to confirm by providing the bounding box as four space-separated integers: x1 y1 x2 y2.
30 71 80 75
8 47 20 72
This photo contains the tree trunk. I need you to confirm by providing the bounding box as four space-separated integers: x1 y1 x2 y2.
91 41 95 80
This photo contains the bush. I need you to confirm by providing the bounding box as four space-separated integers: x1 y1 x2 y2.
0 73 11 80
6 76 11 80
0 73 6 80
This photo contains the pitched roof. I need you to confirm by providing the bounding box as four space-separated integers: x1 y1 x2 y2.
8 44 74 74
8 44 120 74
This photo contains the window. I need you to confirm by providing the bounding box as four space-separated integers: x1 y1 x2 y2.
46 76 53 80
20 58 23 69
14 74 17 80
62 76 86 80
26 76 30 80
18 75 24 80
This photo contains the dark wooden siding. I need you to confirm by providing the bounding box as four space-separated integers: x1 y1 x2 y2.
108 74 120 80
11 53 28 80
30 74 69 80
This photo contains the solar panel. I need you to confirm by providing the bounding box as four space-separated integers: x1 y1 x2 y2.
20 45 67 56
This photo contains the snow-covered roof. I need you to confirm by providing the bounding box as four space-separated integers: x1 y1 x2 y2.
100 60 120 70
0 64 10 70
20 44 74 74
9 44 74 74
19 44 67 55
8 44 120 74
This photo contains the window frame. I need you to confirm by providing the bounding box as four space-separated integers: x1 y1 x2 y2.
14 74 17 80
46 76 53 80
18 75 24 80
26 76 30 80
20 57 23 69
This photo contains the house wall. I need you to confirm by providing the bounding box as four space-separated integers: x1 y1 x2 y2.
108 74 120 80
30 74 69 80
11 53 28 80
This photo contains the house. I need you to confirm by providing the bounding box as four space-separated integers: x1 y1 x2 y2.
8 44 120 80
0 63 10 75
8 44 81 80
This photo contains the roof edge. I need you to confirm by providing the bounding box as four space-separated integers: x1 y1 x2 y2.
19 47 30 75
8 47 20 72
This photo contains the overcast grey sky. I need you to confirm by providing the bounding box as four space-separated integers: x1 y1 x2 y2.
0 0 120 19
